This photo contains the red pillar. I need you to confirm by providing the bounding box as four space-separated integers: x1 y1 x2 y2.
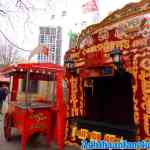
11 74 19 101
55 71 66 149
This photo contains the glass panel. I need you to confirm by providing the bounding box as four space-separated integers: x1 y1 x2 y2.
47 80 57 104
114 55 120 63
21 79 38 93
16 72 57 104
62 80 68 103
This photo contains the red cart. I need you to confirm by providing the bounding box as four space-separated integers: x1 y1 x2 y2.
1 63 66 150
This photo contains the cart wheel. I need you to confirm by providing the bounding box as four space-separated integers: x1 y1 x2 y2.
4 113 12 141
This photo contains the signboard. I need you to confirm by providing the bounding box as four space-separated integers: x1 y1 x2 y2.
70 127 123 142
65 14 150 68
100 66 114 76
80 66 114 78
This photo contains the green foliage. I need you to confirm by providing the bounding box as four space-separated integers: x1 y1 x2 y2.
67 31 77 40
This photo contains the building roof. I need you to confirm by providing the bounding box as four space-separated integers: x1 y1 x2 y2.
77 0 150 46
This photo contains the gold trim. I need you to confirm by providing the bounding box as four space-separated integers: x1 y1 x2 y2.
77 0 150 46
65 141 81 148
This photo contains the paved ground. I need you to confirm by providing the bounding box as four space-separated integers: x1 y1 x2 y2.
0 116 81 150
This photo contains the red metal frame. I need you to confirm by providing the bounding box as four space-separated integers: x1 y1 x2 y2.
2 63 66 150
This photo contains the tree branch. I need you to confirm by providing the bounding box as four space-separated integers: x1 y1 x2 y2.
0 29 31 52
16 0 29 10
0 9 7 15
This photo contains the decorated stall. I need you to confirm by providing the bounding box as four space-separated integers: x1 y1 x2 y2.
1 63 66 150
64 0 150 146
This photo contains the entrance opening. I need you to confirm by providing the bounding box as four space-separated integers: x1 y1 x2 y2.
82 71 136 138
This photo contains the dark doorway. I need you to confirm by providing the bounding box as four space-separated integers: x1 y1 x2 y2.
84 71 135 127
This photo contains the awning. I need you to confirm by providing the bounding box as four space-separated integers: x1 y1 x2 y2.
0 74 10 82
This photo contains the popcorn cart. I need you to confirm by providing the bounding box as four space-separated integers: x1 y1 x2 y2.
1 63 66 150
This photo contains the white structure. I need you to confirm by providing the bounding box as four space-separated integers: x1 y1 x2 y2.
38 26 62 64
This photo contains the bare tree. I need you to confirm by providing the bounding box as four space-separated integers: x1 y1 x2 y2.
0 0 55 65
0 0 56 51
0 44 19 65
0 0 70 59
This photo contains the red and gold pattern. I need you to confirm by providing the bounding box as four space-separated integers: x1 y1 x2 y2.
65 0 150 144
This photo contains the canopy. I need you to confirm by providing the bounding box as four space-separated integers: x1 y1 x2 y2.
0 63 63 75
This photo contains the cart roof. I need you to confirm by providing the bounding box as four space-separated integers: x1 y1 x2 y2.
0 63 63 74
